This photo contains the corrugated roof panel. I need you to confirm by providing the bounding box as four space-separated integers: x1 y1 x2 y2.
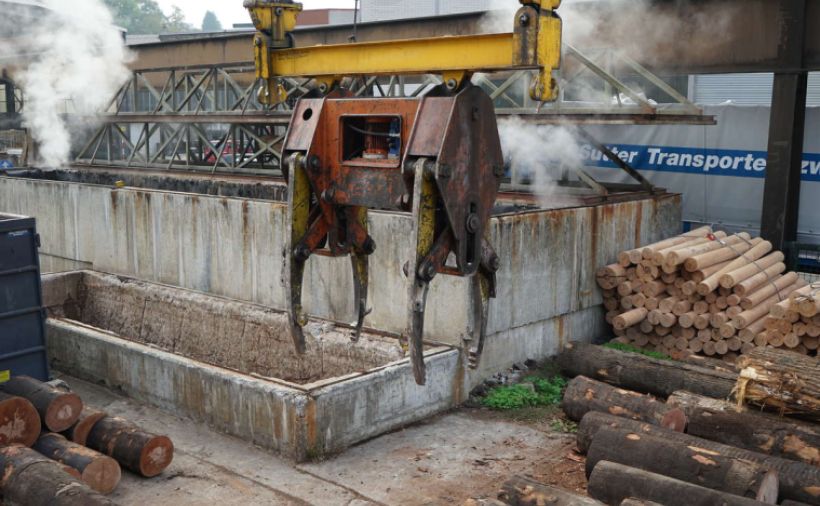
694 73 820 106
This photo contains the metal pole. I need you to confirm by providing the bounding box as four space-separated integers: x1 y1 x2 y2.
760 0 808 257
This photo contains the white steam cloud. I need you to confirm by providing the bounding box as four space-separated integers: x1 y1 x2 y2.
8 0 131 168
498 117 581 206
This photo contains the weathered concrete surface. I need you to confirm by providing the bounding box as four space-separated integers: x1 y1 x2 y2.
44 270 404 383
65 374 581 506
44 271 463 460
0 174 681 385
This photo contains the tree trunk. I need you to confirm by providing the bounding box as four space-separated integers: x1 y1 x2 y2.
0 445 113 506
0 392 41 447
61 407 106 446
557 343 737 398
588 461 769 506
498 476 603 506
1 376 83 432
85 417 173 477
577 412 820 505
586 425 778 503
561 376 686 432
685 407 820 467
736 347 820 419
34 433 121 494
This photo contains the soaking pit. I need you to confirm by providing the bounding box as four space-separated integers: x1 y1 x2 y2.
42 270 464 461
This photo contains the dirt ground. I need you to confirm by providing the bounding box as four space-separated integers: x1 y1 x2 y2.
61 375 587 506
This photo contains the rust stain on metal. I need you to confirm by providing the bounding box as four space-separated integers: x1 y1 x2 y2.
634 201 644 246
305 397 318 457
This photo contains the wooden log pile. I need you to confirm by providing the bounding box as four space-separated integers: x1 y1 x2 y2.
551 344 820 506
756 282 820 353
0 375 174 502
735 346 820 419
597 227 810 361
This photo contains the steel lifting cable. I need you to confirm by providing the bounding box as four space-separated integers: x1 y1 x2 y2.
706 226 785 302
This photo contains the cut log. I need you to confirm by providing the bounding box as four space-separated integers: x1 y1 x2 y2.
741 272 798 309
665 232 741 267
587 460 771 506
33 433 121 494
613 308 648 330
736 347 820 420
0 445 113 505
719 252 785 289
576 412 820 505
61 407 106 446
85 417 173 477
0 392 41 447
685 238 760 273
498 476 603 506
557 343 737 398
1 376 83 432
666 390 739 417
733 280 806 329
697 240 772 295
586 426 779 503
619 500 664 506
685 407 820 467
560 376 686 431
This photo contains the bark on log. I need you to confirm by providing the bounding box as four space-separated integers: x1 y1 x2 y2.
34 433 121 494
576 412 820 505
498 476 603 506
0 392 41 447
0 376 82 432
619 500 664 506
61 407 106 446
586 425 779 503
587 461 770 506
85 417 173 477
561 376 686 432
0 445 113 505
557 343 737 398
736 347 820 419
666 389 739 417
685 407 820 467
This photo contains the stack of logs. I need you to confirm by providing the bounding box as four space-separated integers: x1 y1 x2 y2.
0 375 174 506
757 282 820 351
486 343 820 506
597 226 811 360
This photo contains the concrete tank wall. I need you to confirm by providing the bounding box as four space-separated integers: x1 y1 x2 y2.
0 175 681 380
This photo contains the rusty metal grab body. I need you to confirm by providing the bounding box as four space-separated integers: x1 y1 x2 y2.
282 84 503 384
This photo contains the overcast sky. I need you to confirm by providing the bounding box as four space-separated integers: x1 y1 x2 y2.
155 1 356 28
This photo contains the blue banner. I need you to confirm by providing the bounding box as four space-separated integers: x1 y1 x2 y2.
581 144 820 182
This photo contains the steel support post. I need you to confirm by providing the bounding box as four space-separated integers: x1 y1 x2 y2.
760 0 808 255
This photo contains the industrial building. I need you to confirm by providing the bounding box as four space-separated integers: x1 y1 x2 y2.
0 0 818 504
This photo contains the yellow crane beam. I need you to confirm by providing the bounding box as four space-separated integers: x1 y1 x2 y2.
245 0 562 104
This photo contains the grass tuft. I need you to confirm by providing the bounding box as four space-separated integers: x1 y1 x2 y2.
482 376 567 411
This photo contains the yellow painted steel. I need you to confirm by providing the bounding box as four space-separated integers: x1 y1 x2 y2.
267 34 519 81
245 0 562 104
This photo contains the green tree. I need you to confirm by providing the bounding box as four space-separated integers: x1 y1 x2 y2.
201 10 222 32
103 0 196 34
164 6 196 33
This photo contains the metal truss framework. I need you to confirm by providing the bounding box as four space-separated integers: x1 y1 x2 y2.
76 46 712 194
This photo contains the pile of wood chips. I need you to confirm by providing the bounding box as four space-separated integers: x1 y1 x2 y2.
597 226 811 361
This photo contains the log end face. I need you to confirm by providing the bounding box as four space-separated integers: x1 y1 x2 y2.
0 397 42 447
45 393 83 433
82 456 122 495
139 436 173 477
660 408 687 433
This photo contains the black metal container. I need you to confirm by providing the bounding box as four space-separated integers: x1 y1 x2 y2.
0 213 48 381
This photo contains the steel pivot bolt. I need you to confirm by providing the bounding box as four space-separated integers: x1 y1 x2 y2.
309 155 320 169
488 254 501 272
446 79 458 90
294 245 311 261
361 236 377 255
321 187 336 202
465 213 481 234
519 13 530 26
